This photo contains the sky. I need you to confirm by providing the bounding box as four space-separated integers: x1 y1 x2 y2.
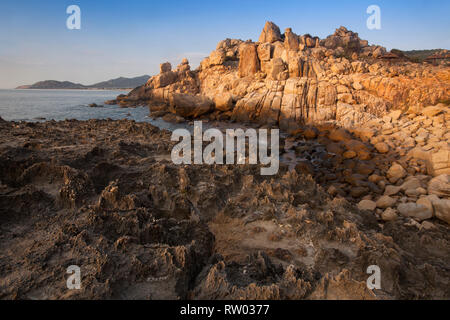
0 0 449 88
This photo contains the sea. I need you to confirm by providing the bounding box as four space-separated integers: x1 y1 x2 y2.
0 89 183 131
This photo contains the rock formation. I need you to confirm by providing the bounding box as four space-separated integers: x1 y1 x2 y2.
111 22 450 132
106 22 450 230
1 119 449 299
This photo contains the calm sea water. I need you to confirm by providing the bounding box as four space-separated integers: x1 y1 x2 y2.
0 89 185 131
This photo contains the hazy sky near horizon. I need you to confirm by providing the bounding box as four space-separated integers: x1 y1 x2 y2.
0 0 449 88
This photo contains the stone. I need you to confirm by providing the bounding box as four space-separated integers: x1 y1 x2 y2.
353 128 375 142
426 149 450 176
369 174 383 183
416 197 434 215
378 180 386 191
416 187 427 195
162 113 185 123
160 62 172 73
169 93 214 118
152 71 178 89
257 43 273 62
386 163 407 184
209 49 226 66
374 142 389 154
329 128 351 142
405 189 420 197
327 185 339 196
268 58 287 80
177 60 191 72
376 195 396 209
343 151 356 159
355 163 375 176
433 198 450 224
357 199 376 211
384 185 401 196
421 105 446 117
326 142 344 155
428 174 450 197
420 221 436 230
389 110 402 121
305 36 316 48
303 127 318 139
259 21 282 43
351 186 369 198
400 177 422 191
397 203 433 221
214 93 234 112
238 43 261 78
284 28 299 51
381 208 398 221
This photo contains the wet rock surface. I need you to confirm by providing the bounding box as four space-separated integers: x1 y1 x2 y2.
0 119 449 300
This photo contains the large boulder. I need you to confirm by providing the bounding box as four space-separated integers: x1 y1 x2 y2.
410 146 450 177
421 104 447 117
386 163 407 184
257 43 273 62
428 174 450 197
321 26 363 53
433 199 450 225
284 28 299 51
169 93 214 118
426 148 450 176
238 43 260 78
177 58 191 73
258 21 282 43
160 62 172 73
328 128 352 142
268 58 287 80
398 203 433 221
214 93 234 112
208 49 226 66
151 71 178 89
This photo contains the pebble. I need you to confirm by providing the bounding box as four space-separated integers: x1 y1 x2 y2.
357 200 376 211
376 195 397 209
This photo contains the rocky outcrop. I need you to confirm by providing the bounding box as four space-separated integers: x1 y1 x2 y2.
238 43 260 77
112 22 450 131
258 21 282 43
169 93 214 118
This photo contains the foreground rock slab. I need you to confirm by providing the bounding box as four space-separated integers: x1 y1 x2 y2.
0 119 449 300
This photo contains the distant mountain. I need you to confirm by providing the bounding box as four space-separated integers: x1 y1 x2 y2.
16 80 86 90
88 75 150 89
16 75 150 90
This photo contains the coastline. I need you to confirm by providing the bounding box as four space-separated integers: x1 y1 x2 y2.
12 88 133 91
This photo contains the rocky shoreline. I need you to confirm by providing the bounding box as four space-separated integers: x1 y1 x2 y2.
0 117 449 299
1 21 449 300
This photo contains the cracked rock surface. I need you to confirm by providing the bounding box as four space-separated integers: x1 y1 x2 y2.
0 119 448 300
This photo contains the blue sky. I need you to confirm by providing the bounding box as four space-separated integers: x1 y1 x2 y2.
0 0 449 88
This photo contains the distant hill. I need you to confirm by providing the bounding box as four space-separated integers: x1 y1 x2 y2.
88 75 150 89
16 80 86 90
16 75 150 90
400 49 447 62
